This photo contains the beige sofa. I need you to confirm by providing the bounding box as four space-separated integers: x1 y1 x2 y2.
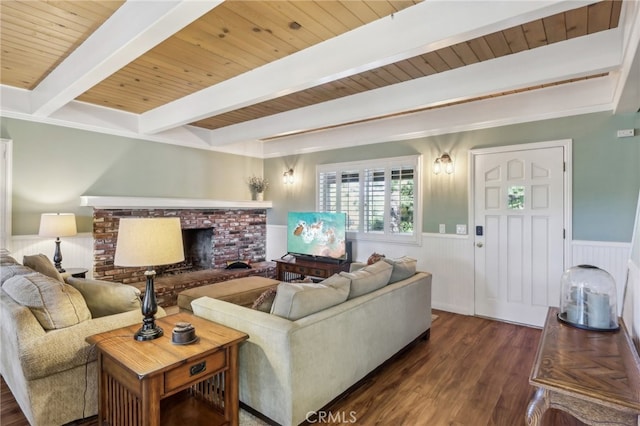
192 258 432 426
0 251 165 426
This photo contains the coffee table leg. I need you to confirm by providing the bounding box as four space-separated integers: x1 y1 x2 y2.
526 387 549 426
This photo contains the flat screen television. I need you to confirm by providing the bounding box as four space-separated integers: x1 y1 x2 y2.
287 211 347 263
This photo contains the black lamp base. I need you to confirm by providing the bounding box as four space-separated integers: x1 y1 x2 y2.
134 324 164 341
53 238 66 273
135 269 163 341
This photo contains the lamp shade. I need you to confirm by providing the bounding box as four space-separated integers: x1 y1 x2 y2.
39 213 77 237
114 218 185 267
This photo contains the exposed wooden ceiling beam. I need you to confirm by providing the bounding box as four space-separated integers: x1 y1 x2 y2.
30 0 222 117
204 29 621 146
140 0 594 134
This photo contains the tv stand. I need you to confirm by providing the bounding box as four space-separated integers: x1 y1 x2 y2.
274 257 351 282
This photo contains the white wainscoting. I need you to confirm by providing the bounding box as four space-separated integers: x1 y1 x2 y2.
622 260 640 352
8 233 94 278
8 230 632 323
266 225 476 315
571 240 631 316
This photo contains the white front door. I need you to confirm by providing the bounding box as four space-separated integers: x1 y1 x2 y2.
473 143 566 327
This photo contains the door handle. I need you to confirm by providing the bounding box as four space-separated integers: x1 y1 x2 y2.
476 242 484 248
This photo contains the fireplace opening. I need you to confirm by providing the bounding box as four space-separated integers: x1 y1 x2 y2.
182 228 213 270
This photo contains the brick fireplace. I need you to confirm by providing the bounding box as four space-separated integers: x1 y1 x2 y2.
85 197 270 285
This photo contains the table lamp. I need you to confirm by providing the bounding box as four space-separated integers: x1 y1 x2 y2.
38 213 77 272
114 217 184 341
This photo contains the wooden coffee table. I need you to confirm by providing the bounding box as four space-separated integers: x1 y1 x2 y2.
87 312 248 426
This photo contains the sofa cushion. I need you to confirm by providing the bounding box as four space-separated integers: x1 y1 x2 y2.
0 249 19 266
383 256 418 283
66 277 141 317
1 264 34 285
340 260 393 299
23 253 64 282
3 273 91 330
271 273 351 320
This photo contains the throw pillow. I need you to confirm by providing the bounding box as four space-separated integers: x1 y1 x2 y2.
3 273 91 330
1 264 34 286
0 250 19 266
65 277 141 318
252 287 278 312
23 254 64 282
383 256 418 284
270 274 350 320
367 252 386 265
340 260 393 299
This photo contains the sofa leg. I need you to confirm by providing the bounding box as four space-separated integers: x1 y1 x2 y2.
420 329 431 341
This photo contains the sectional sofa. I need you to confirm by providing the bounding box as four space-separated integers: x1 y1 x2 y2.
0 251 163 426
192 258 432 426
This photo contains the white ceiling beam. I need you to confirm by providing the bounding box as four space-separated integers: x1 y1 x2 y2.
30 0 222 117
204 29 621 146
613 0 640 113
140 0 592 134
262 77 614 158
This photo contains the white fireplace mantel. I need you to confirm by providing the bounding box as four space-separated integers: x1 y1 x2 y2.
80 196 272 209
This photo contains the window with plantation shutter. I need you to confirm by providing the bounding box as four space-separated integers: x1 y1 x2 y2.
317 155 421 244
341 170 360 232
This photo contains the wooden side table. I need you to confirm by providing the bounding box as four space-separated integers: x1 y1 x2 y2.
527 307 640 425
87 313 248 426
273 257 350 282
62 267 88 278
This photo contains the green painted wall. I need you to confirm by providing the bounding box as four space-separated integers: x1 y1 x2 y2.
4 111 639 242
265 111 640 242
1 117 263 235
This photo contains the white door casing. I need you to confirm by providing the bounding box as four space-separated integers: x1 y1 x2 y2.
471 140 571 327
1 139 12 250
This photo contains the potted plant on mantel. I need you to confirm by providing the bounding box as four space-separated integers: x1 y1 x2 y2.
248 176 269 201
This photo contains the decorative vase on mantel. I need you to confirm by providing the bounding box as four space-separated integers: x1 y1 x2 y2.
255 192 264 201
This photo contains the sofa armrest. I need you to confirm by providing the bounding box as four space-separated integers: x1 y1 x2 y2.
18 307 166 381
66 277 141 318
191 297 296 421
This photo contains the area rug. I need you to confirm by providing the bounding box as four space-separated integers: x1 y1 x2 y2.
240 409 269 425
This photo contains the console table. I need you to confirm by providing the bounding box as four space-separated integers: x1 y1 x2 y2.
87 313 247 426
527 307 640 425
274 257 350 282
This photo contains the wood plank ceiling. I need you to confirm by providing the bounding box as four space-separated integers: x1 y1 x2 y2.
0 0 626 139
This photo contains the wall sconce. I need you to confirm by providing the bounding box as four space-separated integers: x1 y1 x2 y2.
433 153 454 175
283 168 294 184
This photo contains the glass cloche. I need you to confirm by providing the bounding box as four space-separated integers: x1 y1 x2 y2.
558 264 619 331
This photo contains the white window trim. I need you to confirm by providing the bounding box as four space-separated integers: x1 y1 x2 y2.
317 155 422 245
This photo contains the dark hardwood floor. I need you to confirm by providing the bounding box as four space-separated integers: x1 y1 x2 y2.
1 310 584 425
